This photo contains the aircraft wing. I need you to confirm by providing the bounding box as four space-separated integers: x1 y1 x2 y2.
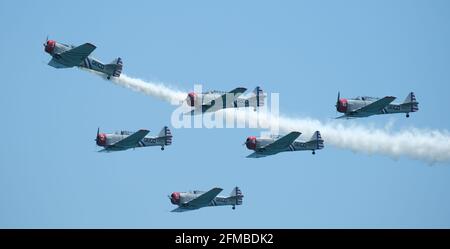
57 43 97 67
171 207 197 212
109 129 150 149
261 132 301 152
205 87 248 112
220 87 247 106
246 152 271 158
228 87 247 98
184 187 223 208
184 104 214 115
335 114 360 119
246 132 301 158
195 103 215 114
352 96 396 115
48 58 71 68
185 87 248 114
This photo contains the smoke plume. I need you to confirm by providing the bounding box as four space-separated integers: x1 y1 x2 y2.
103 73 450 163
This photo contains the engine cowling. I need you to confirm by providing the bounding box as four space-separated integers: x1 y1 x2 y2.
245 136 257 150
44 40 56 54
170 192 180 204
96 133 107 146
336 98 348 113
186 92 197 107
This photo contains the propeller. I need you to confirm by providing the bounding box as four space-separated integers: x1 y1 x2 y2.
95 127 100 141
335 91 340 116
335 91 340 108
43 35 48 47
92 127 100 152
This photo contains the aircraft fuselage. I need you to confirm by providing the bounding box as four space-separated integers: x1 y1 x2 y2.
170 190 243 210
345 98 414 115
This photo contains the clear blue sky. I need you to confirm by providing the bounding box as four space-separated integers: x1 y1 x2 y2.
1 0 450 228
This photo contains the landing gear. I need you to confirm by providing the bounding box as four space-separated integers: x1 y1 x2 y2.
406 113 410 118
161 146 165 151
107 76 111 80
232 205 236 210
312 150 316 155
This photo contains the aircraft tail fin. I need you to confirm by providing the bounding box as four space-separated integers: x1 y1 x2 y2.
308 131 324 150
158 126 172 145
401 92 419 112
106 57 123 78
228 187 243 206
245 86 265 109
253 86 264 107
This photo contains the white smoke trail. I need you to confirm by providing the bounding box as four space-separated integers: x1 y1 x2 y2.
111 74 186 104
103 73 450 163
228 110 450 163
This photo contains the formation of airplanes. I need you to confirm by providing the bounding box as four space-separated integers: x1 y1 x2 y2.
44 39 421 212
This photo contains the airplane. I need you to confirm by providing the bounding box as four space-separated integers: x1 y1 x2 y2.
244 131 324 158
95 126 172 152
169 187 243 212
43 37 123 80
184 86 264 114
335 92 419 119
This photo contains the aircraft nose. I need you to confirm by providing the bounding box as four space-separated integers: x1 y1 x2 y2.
187 92 196 107
245 136 257 150
170 192 180 205
337 98 348 113
44 40 56 53
96 133 107 146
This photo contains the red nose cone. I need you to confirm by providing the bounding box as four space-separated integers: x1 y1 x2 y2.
96 133 107 146
337 98 348 113
187 92 197 107
245 136 257 150
45 40 56 54
170 192 180 204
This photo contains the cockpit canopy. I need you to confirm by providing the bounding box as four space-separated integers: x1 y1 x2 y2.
203 90 225 94
115 130 133 135
354 96 378 101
